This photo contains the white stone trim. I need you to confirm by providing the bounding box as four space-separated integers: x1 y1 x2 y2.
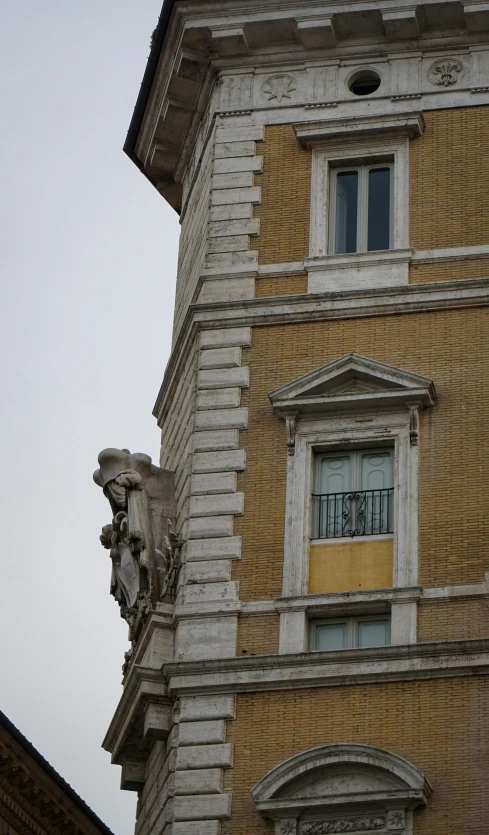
308 136 411 281
165 637 489 695
179 720 226 746
192 450 246 474
176 743 234 770
199 347 242 368
306 249 412 293
413 243 489 263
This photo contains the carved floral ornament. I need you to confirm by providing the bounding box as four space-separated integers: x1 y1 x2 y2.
428 58 464 87
94 448 179 669
261 73 297 103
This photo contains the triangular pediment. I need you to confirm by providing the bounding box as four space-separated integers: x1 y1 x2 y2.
268 354 436 415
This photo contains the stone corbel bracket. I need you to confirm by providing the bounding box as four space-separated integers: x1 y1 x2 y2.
102 663 172 791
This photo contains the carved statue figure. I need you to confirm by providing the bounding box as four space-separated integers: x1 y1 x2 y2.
94 448 177 661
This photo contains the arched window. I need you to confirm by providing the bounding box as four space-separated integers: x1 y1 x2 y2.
251 743 431 835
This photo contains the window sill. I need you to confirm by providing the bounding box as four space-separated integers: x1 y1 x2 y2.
305 248 412 293
310 534 393 546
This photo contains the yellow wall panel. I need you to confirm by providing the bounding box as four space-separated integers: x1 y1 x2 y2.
309 538 393 594
254 125 311 264
222 677 489 835
233 308 489 599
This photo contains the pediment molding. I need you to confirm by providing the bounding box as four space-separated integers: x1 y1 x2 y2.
251 744 432 833
268 353 437 419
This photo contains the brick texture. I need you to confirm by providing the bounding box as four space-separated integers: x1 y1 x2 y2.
410 257 489 284
256 273 308 297
410 106 489 250
236 614 280 656
254 125 311 264
418 598 489 642
233 309 489 599
222 678 489 835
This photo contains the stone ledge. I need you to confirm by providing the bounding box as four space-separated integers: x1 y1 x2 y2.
165 638 489 695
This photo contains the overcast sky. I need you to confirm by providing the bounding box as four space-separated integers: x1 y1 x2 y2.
1 3 179 834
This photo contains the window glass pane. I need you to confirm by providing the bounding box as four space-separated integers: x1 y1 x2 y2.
357 619 390 648
335 171 358 254
367 167 390 251
361 452 392 491
361 452 393 534
317 456 352 538
316 623 347 651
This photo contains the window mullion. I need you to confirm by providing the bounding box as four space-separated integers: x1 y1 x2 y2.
358 167 368 252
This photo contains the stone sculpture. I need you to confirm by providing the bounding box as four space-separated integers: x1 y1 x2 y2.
94 448 177 661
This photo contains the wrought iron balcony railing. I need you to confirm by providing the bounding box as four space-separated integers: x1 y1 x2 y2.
311 488 394 539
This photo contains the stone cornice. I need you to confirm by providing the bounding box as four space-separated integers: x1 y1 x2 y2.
153 276 489 422
164 637 489 695
127 0 489 210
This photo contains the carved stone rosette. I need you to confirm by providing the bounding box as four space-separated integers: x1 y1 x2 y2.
94 448 177 660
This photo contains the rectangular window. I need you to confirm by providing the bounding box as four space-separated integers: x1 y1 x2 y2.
312 616 391 651
311 448 393 539
331 164 392 254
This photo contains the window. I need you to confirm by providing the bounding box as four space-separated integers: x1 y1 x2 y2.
330 164 392 254
311 615 391 651
312 448 394 539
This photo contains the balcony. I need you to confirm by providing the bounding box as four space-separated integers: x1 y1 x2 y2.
312 488 394 539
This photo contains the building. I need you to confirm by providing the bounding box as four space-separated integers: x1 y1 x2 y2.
0 711 115 835
96 1 489 834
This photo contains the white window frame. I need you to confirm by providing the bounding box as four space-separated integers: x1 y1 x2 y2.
310 614 391 651
328 162 394 255
312 446 395 540
309 136 409 259
279 414 418 654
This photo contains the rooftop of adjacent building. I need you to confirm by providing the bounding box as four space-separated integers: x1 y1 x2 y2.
0 709 116 835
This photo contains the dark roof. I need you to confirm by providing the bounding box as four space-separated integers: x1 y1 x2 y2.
123 0 176 173
0 709 116 835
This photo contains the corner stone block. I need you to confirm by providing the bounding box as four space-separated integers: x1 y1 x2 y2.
192 449 246 474
192 429 239 452
173 794 232 821
179 720 226 746
199 347 242 370
174 768 222 795
176 743 233 770
185 536 242 560
189 492 244 518
175 617 237 661
191 471 237 495
200 328 251 349
197 388 242 410
197 367 250 390
172 822 220 835
183 580 239 604
179 695 236 721
187 516 234 539
194 407 248 431
184 560 232 584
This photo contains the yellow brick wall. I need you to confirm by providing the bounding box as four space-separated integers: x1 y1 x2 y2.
252 108 489 284
255 273 308 297
236 614 280 656
309 538 393 594
409 257 489 284
418 598 489 642
254 125 311 264
233 308 489 599
222 677 489 835
410 106 489 250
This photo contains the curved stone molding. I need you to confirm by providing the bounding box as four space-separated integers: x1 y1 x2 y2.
251 744 432 834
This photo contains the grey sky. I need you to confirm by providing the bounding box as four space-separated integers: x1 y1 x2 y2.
1 3 179 834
